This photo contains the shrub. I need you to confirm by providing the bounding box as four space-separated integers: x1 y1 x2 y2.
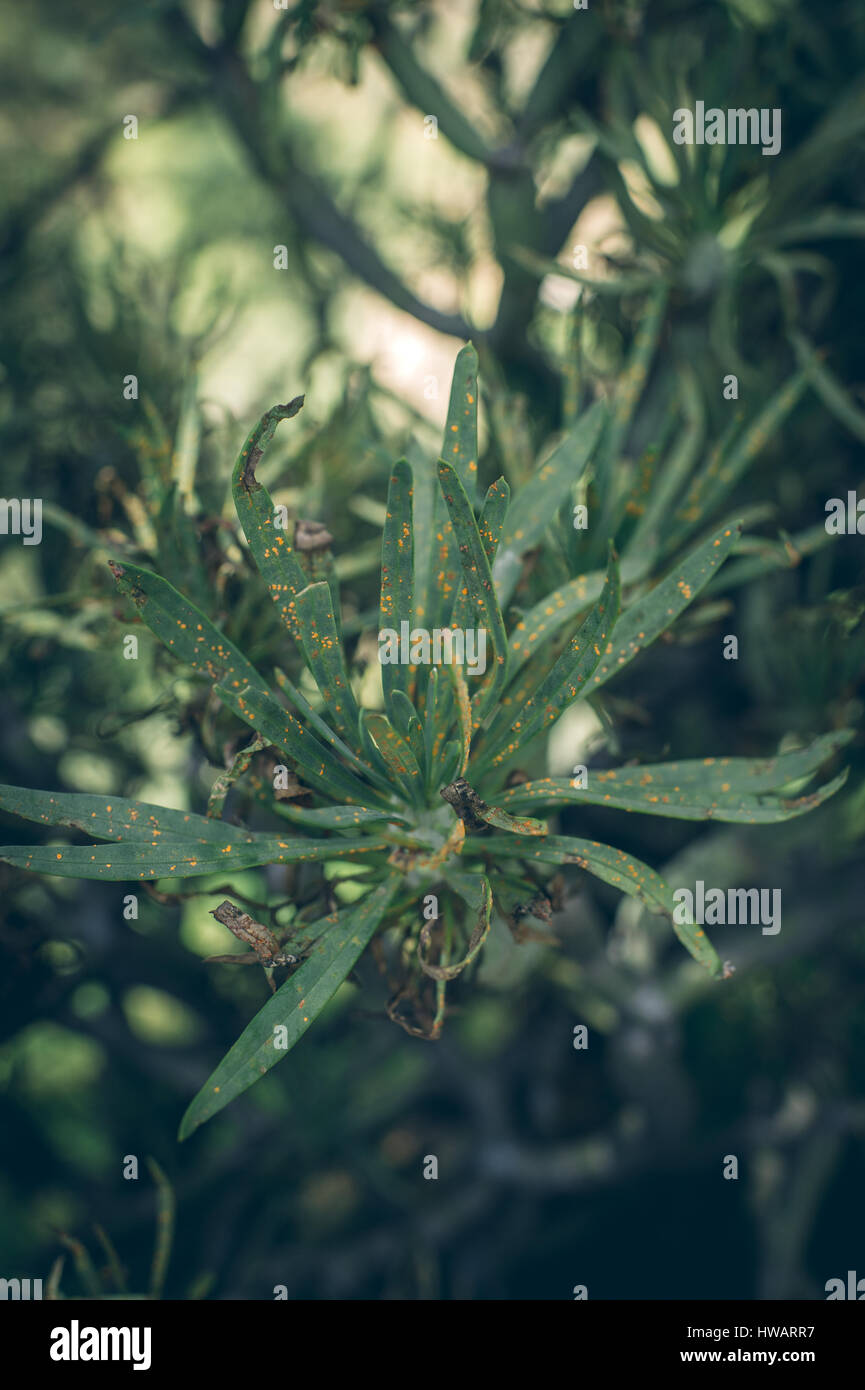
0 347 849 1139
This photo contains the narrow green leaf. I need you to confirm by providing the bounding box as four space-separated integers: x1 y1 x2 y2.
493 401 607 605
267 804 410 830
423 667 445 787
0 784 236 844
447 664 472 777
509 245 659 297
272 668 396 802
403 713 428 777
447 870 489 914
178 877 399 1139
436 461 509 720
231 399 309 640
293 582 360 749
409 453 439 650
477 647 559 758
505 550 653 680
363 712 424 804
385 692 428 785
146 1158 174 1300
0 831 389 881
499 731 851 822
595 284 668 484
450 477 510 635
481 834 724 977
109 560 268 698
379 460 415 713
590 293 671 552
589 521 740 693
624 363 705 560
675 373 808 529
488 545 620 767
441 343 480 505
790 331 865 443
388 689 419 739
436 739 463 790
415 346 481 638
216 683 389 808
477 477 510 564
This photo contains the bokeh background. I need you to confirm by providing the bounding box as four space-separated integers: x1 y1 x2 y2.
1 0 864 1299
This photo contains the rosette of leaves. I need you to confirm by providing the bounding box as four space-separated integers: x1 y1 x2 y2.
0 347 850 1139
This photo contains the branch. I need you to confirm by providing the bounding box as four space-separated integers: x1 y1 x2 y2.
162 5 472 341
516 11 602 143
366 7 496 167
219 0 252 48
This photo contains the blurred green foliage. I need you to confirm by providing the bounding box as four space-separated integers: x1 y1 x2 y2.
1 0 863 1299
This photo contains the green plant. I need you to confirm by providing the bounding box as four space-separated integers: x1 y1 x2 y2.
43 1159 211 1300
0 347 850 1140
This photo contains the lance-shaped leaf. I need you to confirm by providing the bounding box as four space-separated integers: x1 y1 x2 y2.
293 582 360 749
481 835 724 977
388 688 418 738
441 343 480 505
791 330 865 443
109 560 269 698
363 712 424 805
269 804 411 830
217 683 389 808
506 553 649 678
436 739 463 791
592 284 668 542
478 643 559 757
498 729 852 822
416 347 481 637
493 400 607 606
675 373 807 532
379 460 415 714
589 521 740 693
178 876 399 1139
448 664 472 777
624 363 705 561
0 783 389 881
477 477 510 564
418 877 493 980
486 546 620 769
0 784 239 845
388 691 427 773
231 398 309 639
0 838 389 881
272 668 396 802
450 477 510 636
423 667 447 786
409 453 438 647
436 460 509 720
